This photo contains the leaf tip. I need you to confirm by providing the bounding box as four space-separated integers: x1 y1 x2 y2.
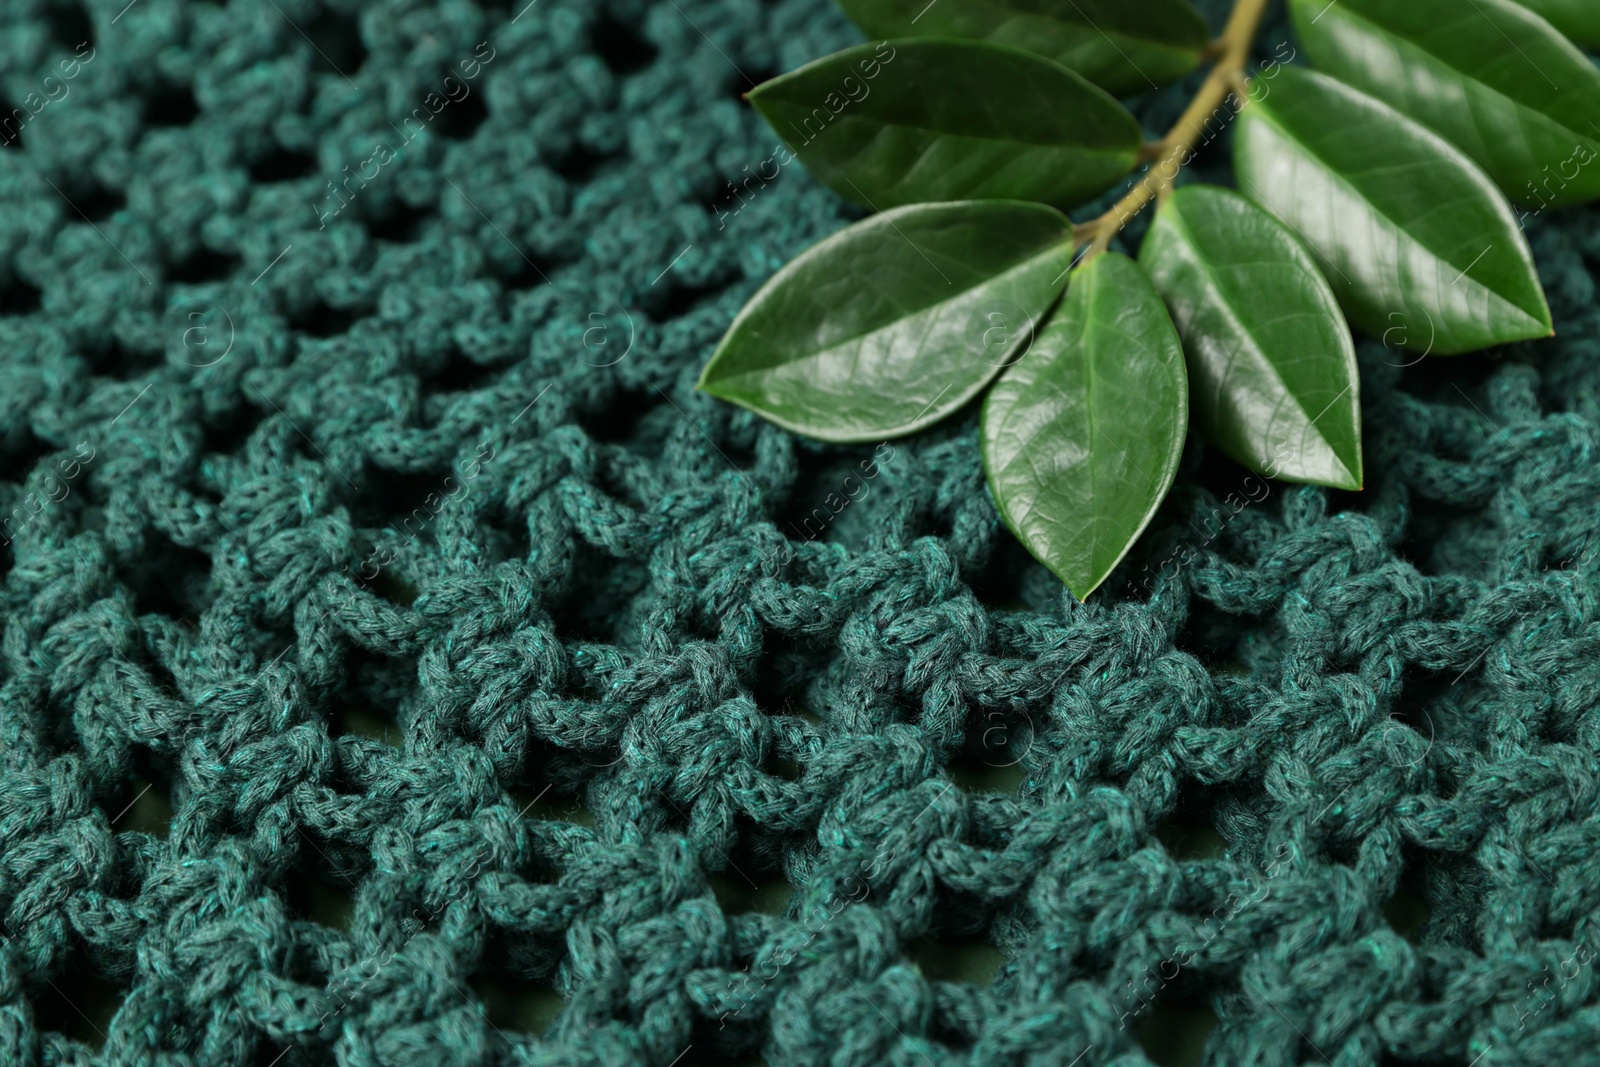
1067 573 1105 604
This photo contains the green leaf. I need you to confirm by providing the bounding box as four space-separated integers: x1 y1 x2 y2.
1290 0 1600 207
1500 0 1600 50
982 253 1187 601
1234 66 1552 356
833 0 1211 96
1140 185 1362 489
700 200 1075 443
748 39 1142 211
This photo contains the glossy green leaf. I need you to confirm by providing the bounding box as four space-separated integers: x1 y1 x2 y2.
982 253 1187 600
833 0 1211 96
1234 66 1551 355
1291 0 1600 207
1497 0 1600 50
700 200 1074 443
1140 185 1362 489
748 39 1142 211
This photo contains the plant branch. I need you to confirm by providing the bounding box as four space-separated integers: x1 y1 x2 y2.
1074 0 1273 258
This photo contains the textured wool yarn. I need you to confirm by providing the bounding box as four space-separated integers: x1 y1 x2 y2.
2 0 1600 1065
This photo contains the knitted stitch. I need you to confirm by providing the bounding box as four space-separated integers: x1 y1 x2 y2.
2 0 1599 1065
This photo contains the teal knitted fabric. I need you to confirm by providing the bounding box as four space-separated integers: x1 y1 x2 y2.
4 0 1600 1065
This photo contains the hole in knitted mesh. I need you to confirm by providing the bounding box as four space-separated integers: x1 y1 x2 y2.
368 198 431 244
502 746 597 822
350 467 449 529
0 424 52 477
1401 353 1505 406
547 546 651 645
293 829 369 899
764 738 805 783
249 145 318 184
1152 817 1228 862
291 298 362 339
513 786 597 828
970 531 1055 613
203 405 264 458
578 386 655 445
592 13 657 75
731 68 779 101
342 640 415 704
0 102 25 149
1153 778 1242 861
285 873 357 932
145 81 200 127
69 181 125 224
470 974 565 1038
947 750 1025 796
302 8 368 77
1396 502 1496 579
1387 667 1483 768
124 534 213 621
432 89 488 141
556 144 612 186
423 350 502 401
41 4 93 56
949 703 1034 794
1382 886 1432 944
1394 849 1485 951
167 245 242 285
709 871 792 916
106 773 174 838
253 1045 306 1067
348 476 467 584
906 934 1005 986
652 278 722 321
745 640 831 721
774 449 892 548
367 566 421 608
1132 999 1219 1067
497 252 561 292
1152 791 1229 862
29 961 122 1050
787 706 824 728
0 273 41 314
1172 596 1260 673
724 807 800 877
470 919 569 1036
684 1017 768 1065
333 704 401 746
84 337 160 380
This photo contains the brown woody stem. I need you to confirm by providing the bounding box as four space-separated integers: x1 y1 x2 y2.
1073 0 1274 260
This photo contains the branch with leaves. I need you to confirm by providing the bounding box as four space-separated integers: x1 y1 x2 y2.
699 0 1600 598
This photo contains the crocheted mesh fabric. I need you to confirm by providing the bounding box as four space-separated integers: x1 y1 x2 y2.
3 0 1600 1064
